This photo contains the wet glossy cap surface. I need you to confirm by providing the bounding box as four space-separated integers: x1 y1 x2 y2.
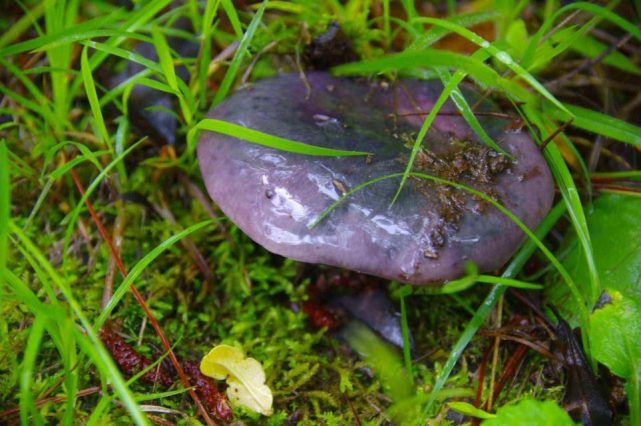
198 72 554 284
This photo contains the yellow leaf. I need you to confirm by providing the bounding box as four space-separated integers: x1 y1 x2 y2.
200 344 273 416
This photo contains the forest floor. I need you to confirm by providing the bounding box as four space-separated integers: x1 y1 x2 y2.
1 1 641 425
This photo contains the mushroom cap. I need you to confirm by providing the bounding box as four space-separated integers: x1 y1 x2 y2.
198 72 554 285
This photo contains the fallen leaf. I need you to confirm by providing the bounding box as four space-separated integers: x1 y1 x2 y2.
587 290 641 426
200 344 273 416
589 290 641 380
546 194 641 325
481 399 577 426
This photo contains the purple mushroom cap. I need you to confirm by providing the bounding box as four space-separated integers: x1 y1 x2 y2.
198 72 554 285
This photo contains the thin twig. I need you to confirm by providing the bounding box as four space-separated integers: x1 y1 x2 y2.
207 41 239 79
486 293 504 411
155 192 214 285
103 201 125 309
545 24 641 91
177 171 233 246
240 40 278 84
471 343 493 426
0 386 101 418
69 168 216 426
593 183 641 195
591 27 641 56
479 331 557 360
295 43 311 100
489 344 528 408
539 119 574 151
344 393 362 426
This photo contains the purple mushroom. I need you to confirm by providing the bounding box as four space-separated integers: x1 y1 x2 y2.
198 72 554 285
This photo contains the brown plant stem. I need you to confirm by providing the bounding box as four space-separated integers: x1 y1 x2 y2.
69 168 215 426
0 386 101 418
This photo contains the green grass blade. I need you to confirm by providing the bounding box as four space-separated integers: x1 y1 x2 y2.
566 3 641 43
121 76 180 96
343 321 415 401
400 0 419 28
398 286 414 385
411 172 584 313
12 237 60 305
0 85 55 125
422 201 566 415
0 2 45 48
590 171 641 180
408 10 498 50
26 28 154 52
151 26 192 124
95 219 214 328
389 51 506 205
529 23 598 72
570 33 641 75
196 0 221 105
20 316 46 426
135 387 191 402
523 104 600 309
83 41 163 74
44 0 76 127
10 223 149 425
309 174 396 229
84 0 172 73
332 50 532 103
86 397 114 426
382 0 391 47
412 17 570 115
175 78 196 124
4 269 79 424
221 0 243 37
152 26 179 90
61 315 79 426
67 0 172 100
390 67 468 205
3 269 78 415
0 14 123 56
72 327 149 425
98 68 155 108
440 275 543 294
81 46 112 151
0 141 8 275
62 140 142 265
49 150 109 180
311 171 586 324
434 64 508 155
211 0 269 106
545 102 641 148
0 57 55 119
188 118 370 156
87 344 175 421
522 1 624 69
426 288 506 415
3 269 59 323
